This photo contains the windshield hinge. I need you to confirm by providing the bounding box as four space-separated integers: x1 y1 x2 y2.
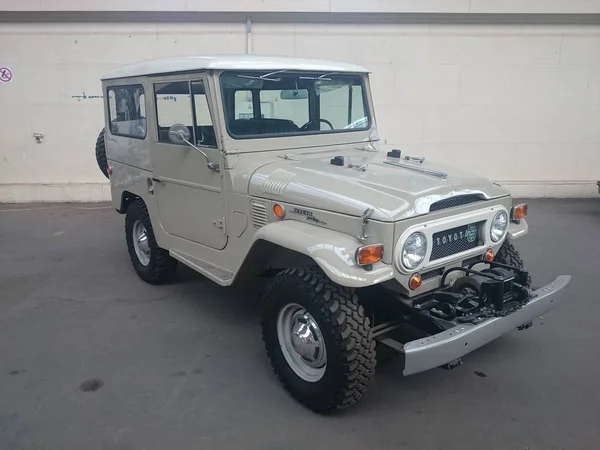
348 163 368 171
279 153 298 160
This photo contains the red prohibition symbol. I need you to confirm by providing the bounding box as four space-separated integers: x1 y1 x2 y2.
0 67 13 82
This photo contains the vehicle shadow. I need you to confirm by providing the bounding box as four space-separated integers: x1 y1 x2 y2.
169 264 528 415
352 333 525 415
170 264 264 323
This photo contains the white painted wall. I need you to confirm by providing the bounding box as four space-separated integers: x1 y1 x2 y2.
1 8 599 201
2 0 600 13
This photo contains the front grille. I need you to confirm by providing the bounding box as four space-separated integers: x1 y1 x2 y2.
421 258 482 282
430 221 484 261
430 195 483 212
422 268 444 280
462 255 484 267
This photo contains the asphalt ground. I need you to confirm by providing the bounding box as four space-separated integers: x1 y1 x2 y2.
0 199 598 450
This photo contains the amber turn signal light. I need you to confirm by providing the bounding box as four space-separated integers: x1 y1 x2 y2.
484 248 495 261
409 273 422 290
511 203 528 221
273 204 286 219
355 244 384 266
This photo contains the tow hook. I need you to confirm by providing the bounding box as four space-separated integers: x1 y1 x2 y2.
518 321 533 331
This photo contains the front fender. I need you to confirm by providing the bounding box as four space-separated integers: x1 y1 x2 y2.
507 218 528 240
253 221 394 288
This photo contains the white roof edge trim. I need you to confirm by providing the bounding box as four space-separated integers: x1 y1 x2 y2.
101 55 370 80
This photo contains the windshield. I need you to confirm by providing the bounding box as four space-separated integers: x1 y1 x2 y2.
220 71 370 139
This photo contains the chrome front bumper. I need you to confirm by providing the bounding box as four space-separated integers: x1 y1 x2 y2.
402 275 571 376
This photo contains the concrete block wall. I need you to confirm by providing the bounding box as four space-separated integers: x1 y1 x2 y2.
1 2 599 201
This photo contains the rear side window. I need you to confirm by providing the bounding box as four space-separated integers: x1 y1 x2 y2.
107 85 146 139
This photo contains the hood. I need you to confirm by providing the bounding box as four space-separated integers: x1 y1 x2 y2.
248 151 509 222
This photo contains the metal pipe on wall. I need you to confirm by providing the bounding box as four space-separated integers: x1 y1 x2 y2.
246 15 252 54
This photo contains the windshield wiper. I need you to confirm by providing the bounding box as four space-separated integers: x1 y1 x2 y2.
298 72 338 81
237 70 288 82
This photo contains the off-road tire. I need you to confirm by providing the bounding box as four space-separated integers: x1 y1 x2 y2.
261 267 376 413
95 128 109 179
495 240 532 287
125 199 177 284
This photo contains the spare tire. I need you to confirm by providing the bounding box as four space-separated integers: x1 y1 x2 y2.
95 128 108 179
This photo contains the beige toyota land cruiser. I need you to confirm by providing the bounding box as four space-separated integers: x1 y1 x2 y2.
96 55 570 413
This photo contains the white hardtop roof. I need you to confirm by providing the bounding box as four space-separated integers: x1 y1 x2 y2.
101 54 370 80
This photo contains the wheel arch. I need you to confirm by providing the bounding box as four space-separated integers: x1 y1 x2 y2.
117 190 140 214
236 221 394 288
236 239 316 280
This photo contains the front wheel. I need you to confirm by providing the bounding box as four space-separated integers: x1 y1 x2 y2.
495 240 532 286
261 268 376 413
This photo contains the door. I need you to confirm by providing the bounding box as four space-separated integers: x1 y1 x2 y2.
150 76 227 250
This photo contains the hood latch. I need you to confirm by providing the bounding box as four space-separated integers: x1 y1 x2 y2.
357 208 375 241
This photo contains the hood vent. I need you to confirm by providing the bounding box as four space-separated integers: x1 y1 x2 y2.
250 200 269 229
430 195 483 212
263 168 295 196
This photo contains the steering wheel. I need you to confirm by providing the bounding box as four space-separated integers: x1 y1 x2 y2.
300 119 334 131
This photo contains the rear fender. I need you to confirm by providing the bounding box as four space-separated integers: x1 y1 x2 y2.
253 221 394 288
109 160 151 212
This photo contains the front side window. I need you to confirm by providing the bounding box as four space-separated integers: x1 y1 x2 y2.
107 84 146 139
221 71 369 138
155 80 217 147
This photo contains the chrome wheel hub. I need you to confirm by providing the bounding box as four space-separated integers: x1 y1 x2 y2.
277 303 327 382
132 220 151 266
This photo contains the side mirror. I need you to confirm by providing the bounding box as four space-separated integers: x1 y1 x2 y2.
168 124 191 145
166 123 220 173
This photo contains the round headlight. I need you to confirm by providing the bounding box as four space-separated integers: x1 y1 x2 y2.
401 232 427 270
490 210 509 242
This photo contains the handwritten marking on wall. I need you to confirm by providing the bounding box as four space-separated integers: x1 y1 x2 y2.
72 91 104 101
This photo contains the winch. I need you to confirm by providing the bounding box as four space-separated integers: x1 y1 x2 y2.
412 261 531 324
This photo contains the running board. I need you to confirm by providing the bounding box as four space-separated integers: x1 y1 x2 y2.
169 250 234 286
